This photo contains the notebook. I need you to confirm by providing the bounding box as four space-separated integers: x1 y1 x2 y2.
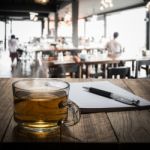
68 81 150 113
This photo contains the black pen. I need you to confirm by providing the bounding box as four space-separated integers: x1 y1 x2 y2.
83 87 140 106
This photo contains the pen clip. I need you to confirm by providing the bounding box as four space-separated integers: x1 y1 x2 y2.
131 99 140 106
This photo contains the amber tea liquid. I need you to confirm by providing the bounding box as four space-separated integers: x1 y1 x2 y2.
14 91 68 132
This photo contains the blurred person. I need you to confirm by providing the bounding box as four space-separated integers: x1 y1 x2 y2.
8 34 19 65
57 37 68 48
61 37 68 45
105 32 124 66
16 37 24 58
78 37 86 48
105 32 122 57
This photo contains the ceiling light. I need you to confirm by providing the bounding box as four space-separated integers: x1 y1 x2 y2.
146 1 150 11
34 0 49 5
30 12 38 21
99 0 113 11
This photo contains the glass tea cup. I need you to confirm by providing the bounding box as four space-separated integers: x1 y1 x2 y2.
12 79 80 136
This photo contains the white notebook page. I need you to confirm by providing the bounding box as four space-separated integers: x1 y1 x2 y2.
69 81 150 113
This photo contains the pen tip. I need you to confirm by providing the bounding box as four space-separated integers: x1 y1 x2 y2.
83 87 89 90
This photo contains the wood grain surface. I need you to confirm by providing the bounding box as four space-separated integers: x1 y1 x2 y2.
0 78 150 143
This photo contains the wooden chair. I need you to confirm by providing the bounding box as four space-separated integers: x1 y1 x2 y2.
136 60 150 78
88 64 105 78
89 70 105 78
107 66 131 79
48 64 80 78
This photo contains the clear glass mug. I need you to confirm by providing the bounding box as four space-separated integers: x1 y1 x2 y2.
12 79 80 136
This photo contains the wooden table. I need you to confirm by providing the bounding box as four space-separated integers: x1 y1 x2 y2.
44 55 150 78
31 47 102 61
43 55 135 78
42 56 81 78
82 55 135 78
0 78 150 144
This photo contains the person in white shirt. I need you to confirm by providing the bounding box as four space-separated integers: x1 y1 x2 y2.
105 32 125 66
105 32 122 57
8 35 19 64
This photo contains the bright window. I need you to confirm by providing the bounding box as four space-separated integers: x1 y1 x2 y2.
78 19 85 37
57 21 72 37
0 21 5 41
12 20 41 43
106 7 146 56
85 15 104 42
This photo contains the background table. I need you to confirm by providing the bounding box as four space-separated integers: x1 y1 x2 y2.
0 78 150 143
43 55 135 78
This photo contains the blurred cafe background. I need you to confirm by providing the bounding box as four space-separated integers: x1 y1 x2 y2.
0 0 150 79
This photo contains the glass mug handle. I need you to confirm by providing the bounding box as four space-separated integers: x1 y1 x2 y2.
59 100 81 126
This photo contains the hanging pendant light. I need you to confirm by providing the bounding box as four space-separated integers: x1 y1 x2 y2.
34 0 49 5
